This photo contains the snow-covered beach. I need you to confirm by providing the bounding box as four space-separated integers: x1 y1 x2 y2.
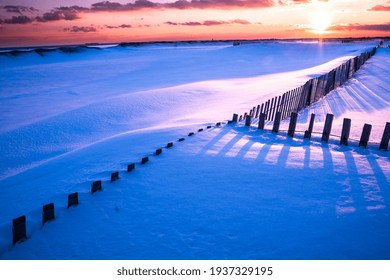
0 40 389 259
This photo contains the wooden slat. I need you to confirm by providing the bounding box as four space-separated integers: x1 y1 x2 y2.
359 123 372 148
42 203 55 225
288 112 298 138
270 97 275 121
272 112 282 133
68 192 79 208
232 113 238 123
91 180 102 194
12 216 27 245
340 118 351 146
379 122 390 151
111 171 119 182
303 114 316 140
245 115 251 127
321 114 334 143
258 113 266 130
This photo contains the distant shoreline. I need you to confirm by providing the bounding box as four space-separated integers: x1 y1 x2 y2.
0 36 388 52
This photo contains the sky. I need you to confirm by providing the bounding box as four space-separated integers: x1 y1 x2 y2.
0 0 389 47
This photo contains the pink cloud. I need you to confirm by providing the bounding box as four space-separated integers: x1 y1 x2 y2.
368 5 390 11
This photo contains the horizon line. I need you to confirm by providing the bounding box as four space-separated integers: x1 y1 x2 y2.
1 35 388 51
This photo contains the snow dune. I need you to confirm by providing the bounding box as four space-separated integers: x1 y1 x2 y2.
0 40 389 259
0 41 378 179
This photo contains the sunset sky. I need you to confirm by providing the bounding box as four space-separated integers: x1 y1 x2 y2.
0 0 389 47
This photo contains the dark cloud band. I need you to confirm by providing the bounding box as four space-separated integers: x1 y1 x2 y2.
165 19 251 26
328 23 390 32
64 25 97 32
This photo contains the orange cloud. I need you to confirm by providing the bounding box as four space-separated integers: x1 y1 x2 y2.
368 5 390 11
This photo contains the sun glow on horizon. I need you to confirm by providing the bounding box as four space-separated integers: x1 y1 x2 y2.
0 0 389 48
309 10 332 34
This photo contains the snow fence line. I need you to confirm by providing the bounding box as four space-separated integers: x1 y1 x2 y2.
8 123 221 246
8 115 389 247
6 41 387 249
231 112 389 150
238 42 383 123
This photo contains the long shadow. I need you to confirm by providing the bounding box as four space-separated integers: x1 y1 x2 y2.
365 152 390 208
220 132 251 157
312 68 390 120
254 142 272 164
342 81 389 112
234 137 259 160
303 143 311 169
198 126 234 155
341 149 370 214
321 142 334 172
276 142 292 168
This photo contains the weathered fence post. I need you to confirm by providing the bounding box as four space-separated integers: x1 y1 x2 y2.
340 118 351 146
359 124 372 148
141 156 149 164
379 122 390 151
111 171 119 182
127 163 135 171
166 142 174 148
288 112 298 138
156 148 162 155
258 113 266 130
321 114 334 143
92 180 102 194
245 115 251 127
232 113 238 123
12 216 27 245
272 112 282 133
42 203 55 225
68 192 79 208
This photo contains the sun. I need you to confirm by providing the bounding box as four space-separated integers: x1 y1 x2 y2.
309 11 332 34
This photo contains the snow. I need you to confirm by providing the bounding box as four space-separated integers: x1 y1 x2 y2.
0 40 389 259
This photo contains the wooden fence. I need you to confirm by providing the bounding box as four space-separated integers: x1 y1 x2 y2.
7 125 217 246
232 112 389 152
238 44 381 123
7 115 389 247
5 41 386 249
